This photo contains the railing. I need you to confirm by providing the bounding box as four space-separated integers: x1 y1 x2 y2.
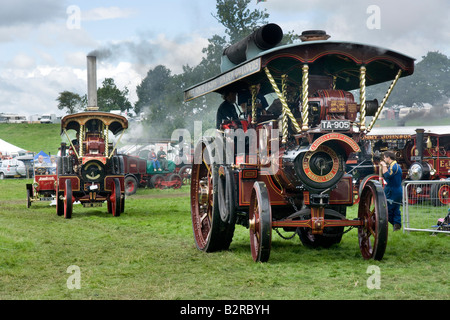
402 180 450 234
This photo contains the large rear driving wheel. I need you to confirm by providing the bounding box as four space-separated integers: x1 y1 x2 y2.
191 140 235 252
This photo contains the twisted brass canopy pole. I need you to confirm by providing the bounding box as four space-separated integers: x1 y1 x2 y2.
359 66 367 132
250 85 258 124
263 67 301 135
301 64 309 132
367 69 402 132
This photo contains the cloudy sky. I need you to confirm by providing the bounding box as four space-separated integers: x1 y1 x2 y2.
1 0 449 118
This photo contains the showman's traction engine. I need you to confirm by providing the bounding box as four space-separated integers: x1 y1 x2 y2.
184 24 415 262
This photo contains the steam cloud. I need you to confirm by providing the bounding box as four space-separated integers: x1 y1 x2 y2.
88 38 156 72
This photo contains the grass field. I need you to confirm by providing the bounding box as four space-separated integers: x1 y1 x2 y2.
0 178 448 301
0 123 61 155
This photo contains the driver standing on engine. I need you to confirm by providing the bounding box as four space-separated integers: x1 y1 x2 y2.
380 150 402 231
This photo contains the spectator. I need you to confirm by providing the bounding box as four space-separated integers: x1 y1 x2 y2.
148 148 161 171
35 155 46 167
380 150 402 231
157 147 168 171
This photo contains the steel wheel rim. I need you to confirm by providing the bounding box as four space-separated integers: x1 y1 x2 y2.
249 188 261 261
358 180 388 260
125 179 135 194
111 178 121 217
191 145 213 250
438 184 450 205
64 179 72 219
249 182 272 262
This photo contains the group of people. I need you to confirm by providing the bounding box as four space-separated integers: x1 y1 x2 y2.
34 154 57 174
147 146 168 171
216 82 300 130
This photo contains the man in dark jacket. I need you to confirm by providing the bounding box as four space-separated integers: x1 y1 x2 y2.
380 150 402 231
216 89 239 129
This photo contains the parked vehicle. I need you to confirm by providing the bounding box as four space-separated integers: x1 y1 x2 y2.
26 157 57 207
348 126 450 206
0 159 29 179
119 140 192 195
121 154 184 195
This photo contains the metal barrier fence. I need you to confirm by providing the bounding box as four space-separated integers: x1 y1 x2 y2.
402 180 450 234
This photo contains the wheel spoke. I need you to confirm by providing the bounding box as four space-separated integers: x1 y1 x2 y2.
203 159 211 176
368 226 376 238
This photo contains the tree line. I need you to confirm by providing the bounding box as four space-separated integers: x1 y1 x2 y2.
56 0 450 139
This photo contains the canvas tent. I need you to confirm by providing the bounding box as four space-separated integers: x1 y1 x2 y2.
0 138 25 157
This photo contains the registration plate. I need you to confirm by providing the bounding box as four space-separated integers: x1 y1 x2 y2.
39 197 54 201
321 120 350 131
82 202 103 208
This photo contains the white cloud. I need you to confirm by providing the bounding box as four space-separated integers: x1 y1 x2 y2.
0 61 145 117
150 33 209 73
82 7 136 21
10 53 36 69
0 0 64 27
265 0 450 60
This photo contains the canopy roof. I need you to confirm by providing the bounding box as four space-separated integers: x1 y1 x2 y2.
366 126 450 138
184 40 415 101
60 111 128 135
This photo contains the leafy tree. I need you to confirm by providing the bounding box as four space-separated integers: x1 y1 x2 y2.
134 0 302 137
368 51 450 108
213 0 269 44
134 65 186 138
97 78 132 112
179 0 288 130
56 91 84 114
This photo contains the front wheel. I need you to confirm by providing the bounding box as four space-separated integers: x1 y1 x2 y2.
358 180 388 260
124 175 138 196
26 187 32 208
432 182 450 206
109 178 121 217
56 191 64 216
167 173 182 189
150 174 165 189
249 181 272 262
64 179 73 219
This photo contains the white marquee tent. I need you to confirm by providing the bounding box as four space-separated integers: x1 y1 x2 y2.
0 138 26 157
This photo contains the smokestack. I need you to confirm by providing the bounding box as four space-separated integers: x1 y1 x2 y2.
300 30 330 42
221 23 283 71
415 128 425 161
87 55 98 111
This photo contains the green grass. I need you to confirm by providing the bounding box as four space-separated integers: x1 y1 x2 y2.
0 123 61 155
0 179 449 300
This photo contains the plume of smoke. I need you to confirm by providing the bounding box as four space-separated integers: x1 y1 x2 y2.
88 38 156 74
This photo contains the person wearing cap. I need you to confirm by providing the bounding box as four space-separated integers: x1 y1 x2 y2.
216 89 240 129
